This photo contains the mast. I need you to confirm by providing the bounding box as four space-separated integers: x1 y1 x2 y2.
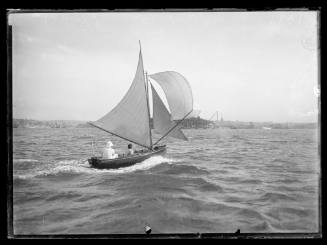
145 72 153 149
139 40 153 149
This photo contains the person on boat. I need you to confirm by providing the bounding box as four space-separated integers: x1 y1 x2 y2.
127 144 134 155
102 141 118 159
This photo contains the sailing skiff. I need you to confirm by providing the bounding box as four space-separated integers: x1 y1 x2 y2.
88 42 194 169
88 145 166 169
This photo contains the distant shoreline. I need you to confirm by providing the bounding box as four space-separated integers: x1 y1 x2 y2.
12 118 318 130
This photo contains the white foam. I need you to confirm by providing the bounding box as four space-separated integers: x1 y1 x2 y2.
14 156 178 179
14 159 88 179
103 155 176 174
37 160 89 176
14 173 39 180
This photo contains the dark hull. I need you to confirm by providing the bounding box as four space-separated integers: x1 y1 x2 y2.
88 145 166 169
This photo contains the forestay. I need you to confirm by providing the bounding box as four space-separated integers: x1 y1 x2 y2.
149 71 193 120
151 84 188 141
92 50 151 148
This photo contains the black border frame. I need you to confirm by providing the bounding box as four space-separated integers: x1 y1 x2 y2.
5 7 324 239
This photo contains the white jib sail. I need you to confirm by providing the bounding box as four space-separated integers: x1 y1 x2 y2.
92 50 151 148
149 71 193 120
151 84 188 141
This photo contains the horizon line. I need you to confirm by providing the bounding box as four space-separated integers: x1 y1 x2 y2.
12 118 319 124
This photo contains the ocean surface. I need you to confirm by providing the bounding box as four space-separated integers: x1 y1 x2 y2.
12 127 320 234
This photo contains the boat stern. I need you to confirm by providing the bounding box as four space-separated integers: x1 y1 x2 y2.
88 157 99 167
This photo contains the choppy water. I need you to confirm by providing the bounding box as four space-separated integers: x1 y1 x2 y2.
12 128 320 234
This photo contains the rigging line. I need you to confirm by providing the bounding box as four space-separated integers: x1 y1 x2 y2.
88 122 152 150
153 110 193 146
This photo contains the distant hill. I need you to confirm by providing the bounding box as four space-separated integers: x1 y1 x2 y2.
180 117 318 130
12 118 318 129
12 119 91 128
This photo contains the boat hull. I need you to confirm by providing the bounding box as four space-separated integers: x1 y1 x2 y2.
88 145 166 169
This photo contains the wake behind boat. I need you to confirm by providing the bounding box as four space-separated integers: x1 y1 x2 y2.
87 42 194 169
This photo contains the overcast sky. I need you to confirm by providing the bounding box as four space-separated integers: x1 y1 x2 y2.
10 11 319 122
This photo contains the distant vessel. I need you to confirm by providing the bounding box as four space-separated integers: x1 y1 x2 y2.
262 127 272 130
208 111 220 129
88 42 193 169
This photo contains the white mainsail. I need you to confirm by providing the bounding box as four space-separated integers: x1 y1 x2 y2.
149 71 193 120
91 50 151 148
151 84 188 141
